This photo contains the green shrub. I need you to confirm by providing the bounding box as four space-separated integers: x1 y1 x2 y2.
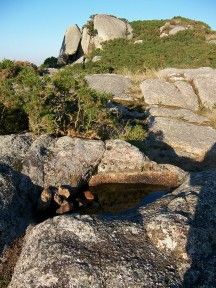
43 56 58 68
0 60 144 138
120 123 146 141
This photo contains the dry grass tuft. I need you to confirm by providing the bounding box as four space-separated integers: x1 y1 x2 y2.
200 108 216 129
118 68 159 99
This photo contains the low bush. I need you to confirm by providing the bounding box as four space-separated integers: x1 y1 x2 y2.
0 61 146 139
42 56 58 68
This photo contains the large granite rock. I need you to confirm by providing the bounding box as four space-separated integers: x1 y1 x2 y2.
22 134 57 187
148 106 209 125
59 14 133 63
0 164 36 255
193 73 216 109
159 21 191 38
98 139 147 173
158 67 216 109
81 27 92 55
93 14 133 49
141 68 216 168
147 117 216 163
0 133 33 170
23 136 105 188
140 79 199 110
9 170 216 287
144 170 216 286
9 213 181 288
85 74 133 101
58 25 82 65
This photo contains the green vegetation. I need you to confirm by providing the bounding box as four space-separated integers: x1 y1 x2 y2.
0 61 145 139
0 277 10 288
83 20 98 37
42 56 58 68
90 17 216 72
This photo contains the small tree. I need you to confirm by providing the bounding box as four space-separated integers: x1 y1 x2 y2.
43 57 58 68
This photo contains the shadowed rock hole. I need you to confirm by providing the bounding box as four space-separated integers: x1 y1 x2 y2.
36 183 171 222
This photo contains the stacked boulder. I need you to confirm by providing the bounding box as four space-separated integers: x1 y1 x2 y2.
58 14 133 65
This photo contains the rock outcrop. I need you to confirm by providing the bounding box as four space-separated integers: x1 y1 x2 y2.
0 164 37 255
92 14 133 49
140 78 199 110
139 67 216 168
23 136 105 188
144 170 216 286
58 25 82 65
9 170 216 287
0 133 33 170
159 21 191 38
58 14 133 65
9 213 181 288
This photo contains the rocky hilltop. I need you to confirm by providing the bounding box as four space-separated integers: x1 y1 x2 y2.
58 14 133 65
1 14 216 288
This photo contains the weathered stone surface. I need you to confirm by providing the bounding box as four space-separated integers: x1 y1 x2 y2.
148 117 216 162
158 67 215 81
43 137 105 187
0 133 32 170
144 170 216 285
81 27 91 55
85 74 133 101
93 14 133 49
148 106 208 124
0 164 36 255
9 170 216 287
140 79 198 109
89 170 185 188
169 25 188 35
173 80 199 110
157 67 216 109
193 73 216 109
22 134 57 187
98 139 148 173
23 136 105 188
58 25 81 62
9 214 181 288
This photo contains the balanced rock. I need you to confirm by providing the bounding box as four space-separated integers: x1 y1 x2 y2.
92 14 133 49
59 14 133 64
58 25 82 65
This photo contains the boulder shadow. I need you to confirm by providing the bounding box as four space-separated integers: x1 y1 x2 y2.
0 162 42 255
182 143 216 287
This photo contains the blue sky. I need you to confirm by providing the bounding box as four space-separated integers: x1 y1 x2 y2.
0 0 215 65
